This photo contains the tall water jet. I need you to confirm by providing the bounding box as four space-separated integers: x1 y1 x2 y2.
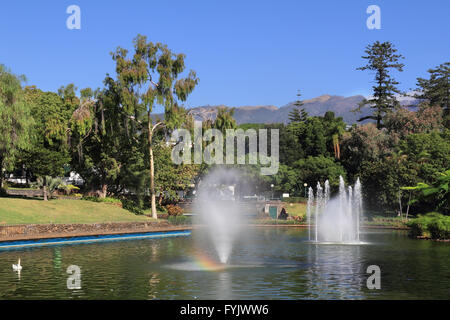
338 176 346 242
354 178 362 242
194 168 245 263
315 182 323 242
307 187 314 241
324 180 330 205
308 176 363 243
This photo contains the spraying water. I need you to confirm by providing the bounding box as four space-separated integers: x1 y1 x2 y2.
309 176 363 243
314 182 323 242
307 187 314 241
194 168 245 264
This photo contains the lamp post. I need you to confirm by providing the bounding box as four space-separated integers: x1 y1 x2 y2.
304 183 308 198
270 184 274 200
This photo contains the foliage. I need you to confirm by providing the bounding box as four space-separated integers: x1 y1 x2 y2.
35 176 65 199
214 107 237 133
407 212 450 239
21 87 73 182
354 41 404 128
0 65 33 185
415 62 449 127
288 90 308 123
384 105 443 138
121 198 144 215
153 143 200 204
340 123 394 180
166 204 184 216
402 170 450 215
294 156 347 191
109 34 199 218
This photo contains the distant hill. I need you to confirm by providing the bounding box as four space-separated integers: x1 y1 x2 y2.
154 94 420 125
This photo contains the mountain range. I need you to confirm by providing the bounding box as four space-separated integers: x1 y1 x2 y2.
155 94 420 125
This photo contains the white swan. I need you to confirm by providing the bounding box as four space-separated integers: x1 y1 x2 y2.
12 259 22 271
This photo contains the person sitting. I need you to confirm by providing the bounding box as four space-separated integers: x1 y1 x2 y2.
278 207 288 220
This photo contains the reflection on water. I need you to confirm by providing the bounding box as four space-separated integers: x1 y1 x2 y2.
0 228 448 299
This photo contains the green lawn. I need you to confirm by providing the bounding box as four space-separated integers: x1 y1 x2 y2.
284 202 307 217
0 198 154 225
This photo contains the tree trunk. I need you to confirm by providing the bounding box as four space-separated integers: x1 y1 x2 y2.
43 179 48 201
398 190 402 220
100 183 107 199
148 112 157 219
0 160 4 189
405 191 411 220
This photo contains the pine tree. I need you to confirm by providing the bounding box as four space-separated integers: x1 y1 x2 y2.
288 90 308 123
415 62 449 127
354 41 405 129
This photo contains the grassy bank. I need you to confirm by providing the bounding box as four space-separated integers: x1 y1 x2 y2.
0 198 153 225
284 202 307 217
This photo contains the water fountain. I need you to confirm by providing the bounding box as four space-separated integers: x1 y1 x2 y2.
193 168 245 264
307 176 363 243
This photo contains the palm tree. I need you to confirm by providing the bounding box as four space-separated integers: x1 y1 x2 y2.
37 176 65 201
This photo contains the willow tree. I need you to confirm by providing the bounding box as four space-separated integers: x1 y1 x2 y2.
355 41 405 129
0 65 33 188
111 35 199 218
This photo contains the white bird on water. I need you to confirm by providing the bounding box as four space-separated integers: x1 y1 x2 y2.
12 259 22 271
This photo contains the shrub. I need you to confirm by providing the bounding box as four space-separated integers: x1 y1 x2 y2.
408 220 427 238
407 212 450 239
59 184 80 195
168 215 191 225
0 187 7 197
428 219 450 240
121 199 144 215
166 204 183 216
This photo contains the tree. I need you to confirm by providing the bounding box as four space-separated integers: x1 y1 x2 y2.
293 156 347 190
214 107 236 133
153 143 200 205
36 176 65 200
340 123 395 181
22 87 73 200
288 90 307 123
354 41 405 128
384 104 443 138
415 62 450 127
0 65 33 188
110 34 199 218
322 111 346 159
402 170 450 215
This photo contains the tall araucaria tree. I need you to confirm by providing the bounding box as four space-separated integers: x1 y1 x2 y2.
110 34 199 218
415 62 450 127
354 41 405 129
0 65 33 188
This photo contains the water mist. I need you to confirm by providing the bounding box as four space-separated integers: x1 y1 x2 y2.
193 168 246 264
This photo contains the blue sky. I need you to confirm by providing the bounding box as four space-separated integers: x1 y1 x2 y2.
0 0 449 113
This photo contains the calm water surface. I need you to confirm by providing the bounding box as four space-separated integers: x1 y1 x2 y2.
0 228 448 299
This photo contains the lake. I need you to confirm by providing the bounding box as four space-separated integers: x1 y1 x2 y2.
0 228 448 299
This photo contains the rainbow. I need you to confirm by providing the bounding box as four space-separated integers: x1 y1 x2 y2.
189 250 227 271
